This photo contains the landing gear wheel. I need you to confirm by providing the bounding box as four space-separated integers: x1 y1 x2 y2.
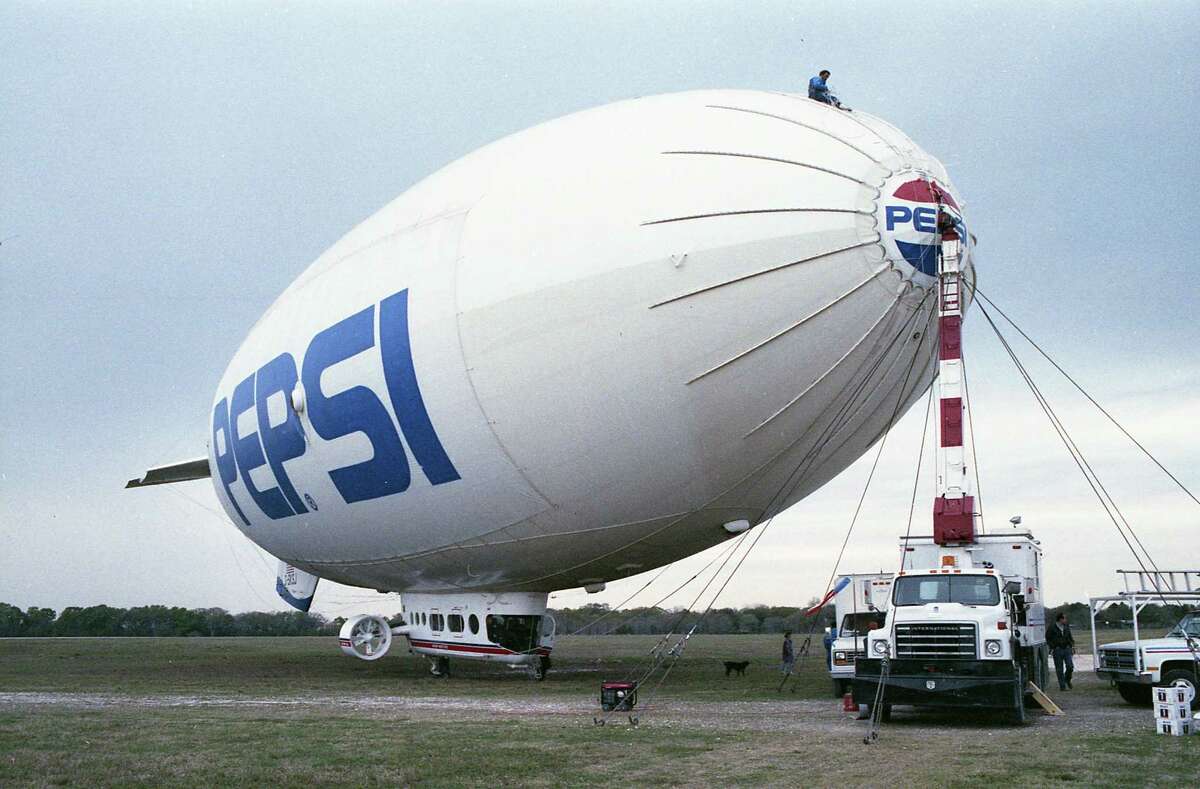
1116 682 1152 706
531 656 551 681
1162 669 1197 700
430 656 451 678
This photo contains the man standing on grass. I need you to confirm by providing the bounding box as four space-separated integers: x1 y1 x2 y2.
1046 612 1075 690
782 631 796 675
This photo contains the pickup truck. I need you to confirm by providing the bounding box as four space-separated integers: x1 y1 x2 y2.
1096 610 1200 704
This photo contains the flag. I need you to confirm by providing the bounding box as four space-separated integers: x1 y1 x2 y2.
805 575 851 616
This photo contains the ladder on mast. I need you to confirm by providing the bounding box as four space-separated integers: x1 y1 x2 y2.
933 206 975 545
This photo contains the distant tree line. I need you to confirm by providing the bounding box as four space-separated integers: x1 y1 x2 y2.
1049 601 1193 630
552 603 833 637
0 603 339 638
0 600 1191 638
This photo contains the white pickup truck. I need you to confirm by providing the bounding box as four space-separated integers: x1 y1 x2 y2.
828 573 892 696
1096 610 1200 704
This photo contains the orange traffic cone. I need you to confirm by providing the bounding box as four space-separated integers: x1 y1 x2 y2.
842 692 859 713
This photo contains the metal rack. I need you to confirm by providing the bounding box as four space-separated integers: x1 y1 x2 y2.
1088 570 1200 672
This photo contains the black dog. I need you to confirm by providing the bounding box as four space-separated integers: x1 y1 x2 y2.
723 661 750 677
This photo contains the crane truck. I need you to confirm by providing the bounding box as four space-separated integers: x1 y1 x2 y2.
851 207 1049 724
853 533 1049 723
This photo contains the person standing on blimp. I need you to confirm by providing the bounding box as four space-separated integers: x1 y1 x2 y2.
808 69 851 111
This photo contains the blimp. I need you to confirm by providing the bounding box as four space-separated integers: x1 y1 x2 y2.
128 89 973 679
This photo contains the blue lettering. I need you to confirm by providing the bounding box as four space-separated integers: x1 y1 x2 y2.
913 206 937 233
211 398 250 526
231 373 295 519
301 305 411 503
885 205 911 231
217 289 461 522
256 352 308 515
379 289 461 486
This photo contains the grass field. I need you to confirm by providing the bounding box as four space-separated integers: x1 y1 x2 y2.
1 632 1194 787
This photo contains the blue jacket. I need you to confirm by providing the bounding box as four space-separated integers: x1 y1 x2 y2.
808 75 832 103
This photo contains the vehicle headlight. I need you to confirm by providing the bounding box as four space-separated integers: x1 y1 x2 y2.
872 640 888 656
985 639 1003 656
833 651 847 663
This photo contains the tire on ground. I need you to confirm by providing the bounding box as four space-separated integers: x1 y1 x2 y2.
1010 666 1027 724
1161 668 1198 696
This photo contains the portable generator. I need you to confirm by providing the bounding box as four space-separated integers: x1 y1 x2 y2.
600 681 637 712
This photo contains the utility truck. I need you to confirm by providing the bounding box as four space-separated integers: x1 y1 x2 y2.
1090 570 1200 704
851 213 1048 724
829 573 893 696
853 533 1049 723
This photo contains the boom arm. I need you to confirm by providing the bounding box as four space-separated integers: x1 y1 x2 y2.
933 212 975 544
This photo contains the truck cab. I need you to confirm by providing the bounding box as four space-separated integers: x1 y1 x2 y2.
829 574 892 696
854 533 1049 724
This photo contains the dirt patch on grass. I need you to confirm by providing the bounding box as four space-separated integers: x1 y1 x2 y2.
0 671 1149 738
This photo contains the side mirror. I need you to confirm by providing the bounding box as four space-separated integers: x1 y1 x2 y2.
1003 580 1021 595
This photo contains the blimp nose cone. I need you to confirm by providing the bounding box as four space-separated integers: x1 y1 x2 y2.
615 95 972 296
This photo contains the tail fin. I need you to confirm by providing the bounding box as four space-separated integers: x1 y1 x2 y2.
125 457 211 488
276 562 320 611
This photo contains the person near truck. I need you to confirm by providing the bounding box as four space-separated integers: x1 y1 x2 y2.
1046 612 1075 690
822 623 837 667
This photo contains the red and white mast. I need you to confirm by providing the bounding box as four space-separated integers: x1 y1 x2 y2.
932 198 975 545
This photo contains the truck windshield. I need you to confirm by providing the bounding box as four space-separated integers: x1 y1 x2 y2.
893 575 1000 607
1167 613 1200 638
485 614 541 653
840 612 884 635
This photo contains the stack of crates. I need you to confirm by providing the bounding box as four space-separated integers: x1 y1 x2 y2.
1153 685 1195 736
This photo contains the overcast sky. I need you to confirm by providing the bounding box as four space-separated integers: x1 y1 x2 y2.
2 2 1197 620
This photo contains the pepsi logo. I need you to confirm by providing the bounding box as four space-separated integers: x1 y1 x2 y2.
877 176 964 277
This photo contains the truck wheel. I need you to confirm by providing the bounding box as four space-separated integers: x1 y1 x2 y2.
833 679 847 698
1009 666 1027 724
1161 669 1197 698
1116 682 1151 706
